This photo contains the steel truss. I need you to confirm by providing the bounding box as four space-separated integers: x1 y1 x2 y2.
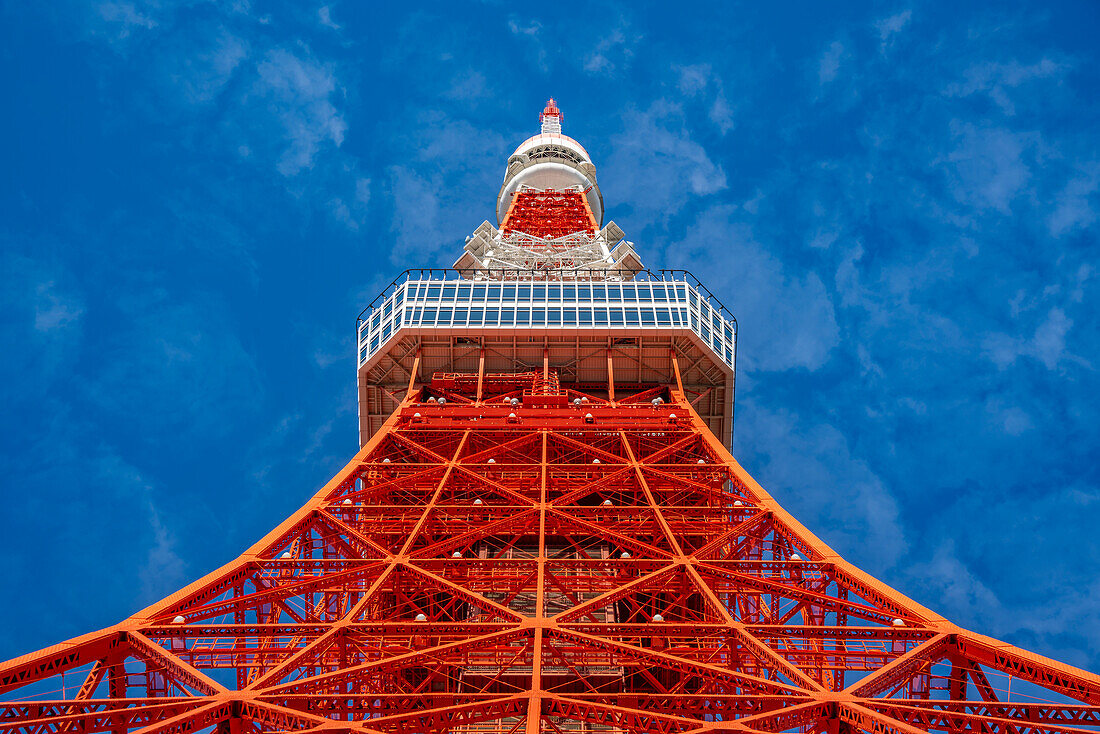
2 361 1098 734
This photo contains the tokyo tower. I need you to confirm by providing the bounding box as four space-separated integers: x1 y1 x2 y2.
3 100 1099 734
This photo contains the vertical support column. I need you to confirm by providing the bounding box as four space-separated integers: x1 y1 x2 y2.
406 348 422 400
606 348 616 403
107 651 126 734
670 349 685 402
476 347 486 404
527 429 548 734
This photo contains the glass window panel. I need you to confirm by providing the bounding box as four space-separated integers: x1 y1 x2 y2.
422 308 437 323
563 285 576 300
517 285 532 300
454 307 468 323
427 285 442 299
625 309 640 325
533 284 546 300
591 284 606 301
532 307 546 324
504 284 518 300
472 284 486 299
656 309 671 325
437 308 453 322
564 308 577 325
485 307 500 323
500 307 515 323
470 307 484 323
610 309 625 326
382 323 391 340
641 308 656 325
621 285 636 301
580 308 593 325
441 285 456 300
578 284 592 300
488 285 502 299
595 308 609 326
636 284 651 300
517 307 531 324
607 284 622 301
457 285 471 300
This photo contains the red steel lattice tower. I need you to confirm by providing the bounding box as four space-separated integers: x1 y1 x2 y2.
2 100 1099 734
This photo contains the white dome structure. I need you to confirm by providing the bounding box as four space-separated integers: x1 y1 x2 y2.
496 99 604 227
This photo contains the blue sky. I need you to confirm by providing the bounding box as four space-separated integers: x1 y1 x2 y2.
2 1 1099 671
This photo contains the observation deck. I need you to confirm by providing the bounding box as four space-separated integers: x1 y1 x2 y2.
356 268 737 448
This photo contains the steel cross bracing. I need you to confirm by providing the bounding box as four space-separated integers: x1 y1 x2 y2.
2 362 1098 734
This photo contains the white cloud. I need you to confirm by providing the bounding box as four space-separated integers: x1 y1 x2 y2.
818 41 846 84
606 101 727 224
177 28 248 105
985 397 1033 436
907 541 1000 615
741 403 908 570
139 502 188 602
945 58 1066 115
983 307 1074 370
673 207 839 372
97 1 157 38
255 48 348 176
385 114 508 262
674 64 735 134
318 6 340 30
583 22 637 76
507 17 548 72
1049 167 1100 237
388 165 442 260
709 92 734 134
874 9 912 44
676 64 711 95
507 18 540 37
943 122 1031 214
327 177 372 230
34 281 84 333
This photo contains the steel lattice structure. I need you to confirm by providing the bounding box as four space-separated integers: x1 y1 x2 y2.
2 101 1098 734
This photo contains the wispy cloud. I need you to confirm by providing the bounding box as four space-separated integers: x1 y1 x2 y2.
675 64 735 133
255 48 348 177
944 57 1066 115
818 40 847 84
606 101 727 225
874 9 912 49
672 206 840 372
583 19 639 76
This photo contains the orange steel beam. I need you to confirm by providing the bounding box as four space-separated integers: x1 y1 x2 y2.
1 370 1098 733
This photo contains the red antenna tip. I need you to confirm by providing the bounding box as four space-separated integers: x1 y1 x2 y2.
541 98 562 121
